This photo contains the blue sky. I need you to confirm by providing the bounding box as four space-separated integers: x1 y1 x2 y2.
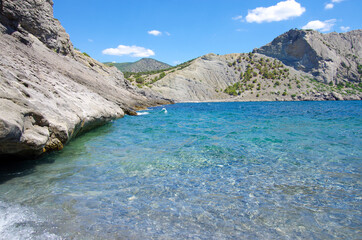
53 0 361 65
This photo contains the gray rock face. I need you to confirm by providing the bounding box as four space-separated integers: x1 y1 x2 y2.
254 29 362 84
0 0 171 158
1 0 73 55
151 53 313 102
152 54 237 102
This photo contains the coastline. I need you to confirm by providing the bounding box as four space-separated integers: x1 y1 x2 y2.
175 96 362 104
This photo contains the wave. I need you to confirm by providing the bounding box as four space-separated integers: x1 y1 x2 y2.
0 201 61 240
137 112 150 115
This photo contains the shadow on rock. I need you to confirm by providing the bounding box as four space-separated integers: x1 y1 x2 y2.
0 154 55 184
0 122 115 184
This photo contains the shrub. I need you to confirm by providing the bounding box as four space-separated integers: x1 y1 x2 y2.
159 72 166 79
224 85 238 96
337 83 344 89
358 64 362 74
136 77 144 84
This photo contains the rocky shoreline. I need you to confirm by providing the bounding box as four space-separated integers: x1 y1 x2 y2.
0 0 172 159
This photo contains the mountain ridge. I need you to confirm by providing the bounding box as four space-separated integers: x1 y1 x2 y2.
253 29 362 84
105 58 171 73
133 29 361 102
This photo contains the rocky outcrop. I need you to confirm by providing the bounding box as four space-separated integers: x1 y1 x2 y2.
152 54 237 102
0 0 73 55
253 29 362 84
0 0 171 158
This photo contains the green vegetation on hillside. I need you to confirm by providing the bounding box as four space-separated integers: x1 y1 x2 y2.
307 76 362 95
104 58 171 73
358 64 362 75
121 58 196 88
223 53 292 96
222 52 362 99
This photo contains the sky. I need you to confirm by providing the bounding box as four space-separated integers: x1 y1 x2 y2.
53 0 361 66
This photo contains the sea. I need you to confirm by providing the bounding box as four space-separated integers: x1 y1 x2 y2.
0 101 361 239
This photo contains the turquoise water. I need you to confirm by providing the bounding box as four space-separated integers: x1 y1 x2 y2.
0 101 361 239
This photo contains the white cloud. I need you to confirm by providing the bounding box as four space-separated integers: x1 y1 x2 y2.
232 15 243 21
165 32 171 36
245 0 305 23
325 0 344 9
340 26 350 32
173 60 181 65
88 39 94 42
102 45 155 58
325 3 334 9
302 19 336 32
148 30 162 36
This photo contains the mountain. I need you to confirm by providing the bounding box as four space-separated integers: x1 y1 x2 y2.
0 0 171 158
253 29 362 85
134 29 361 102
105 58 171 73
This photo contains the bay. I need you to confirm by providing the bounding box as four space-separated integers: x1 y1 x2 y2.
0 101 361 239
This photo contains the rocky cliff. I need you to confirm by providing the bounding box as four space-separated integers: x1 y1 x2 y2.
0 0 73 55
152 54 236 102
0 0 171 158
146 29 361 102
254 29 362 84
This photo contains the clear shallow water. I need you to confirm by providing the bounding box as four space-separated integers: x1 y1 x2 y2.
0 101 361 239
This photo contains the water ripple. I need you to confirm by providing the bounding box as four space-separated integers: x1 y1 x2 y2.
0 101 361 239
